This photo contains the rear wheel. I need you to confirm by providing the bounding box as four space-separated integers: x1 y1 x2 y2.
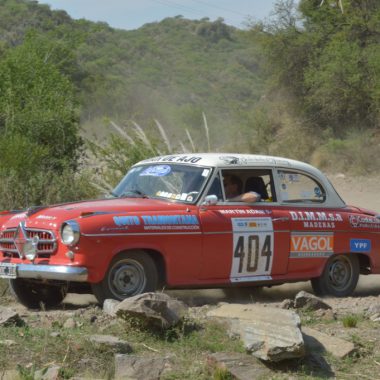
92 251 159 305
311 254 359 297
10 279 68 309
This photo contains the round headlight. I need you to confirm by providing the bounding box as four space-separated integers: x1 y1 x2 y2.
61 220 80 246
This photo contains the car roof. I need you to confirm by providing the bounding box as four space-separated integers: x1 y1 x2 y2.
136 153 346 207
137 153 320 173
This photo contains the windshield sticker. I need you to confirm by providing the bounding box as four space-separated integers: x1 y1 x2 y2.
140 165 171 177
180 193 188 200
202 169 210 177
287 173 299 182
186 196 193 202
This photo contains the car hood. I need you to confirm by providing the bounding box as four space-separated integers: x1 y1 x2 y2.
1 198 191 230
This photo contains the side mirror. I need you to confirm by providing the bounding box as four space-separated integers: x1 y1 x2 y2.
202 195 218 206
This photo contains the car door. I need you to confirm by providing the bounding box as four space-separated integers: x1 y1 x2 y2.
198 168 290 283
275 169 338 273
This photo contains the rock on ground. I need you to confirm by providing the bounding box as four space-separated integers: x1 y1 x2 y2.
207 303 305 362
88 334 132 354
0 307 24 327
114 354 171 380
115 292 188 329
294 291 332 310
302 326 355 359
207 352 272 380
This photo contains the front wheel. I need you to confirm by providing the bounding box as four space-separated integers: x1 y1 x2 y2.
10 279 68 309
92 251 159 305
311 254 359 297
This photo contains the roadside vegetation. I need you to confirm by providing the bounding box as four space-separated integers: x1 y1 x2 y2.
1 290 380 379
0 0 379 210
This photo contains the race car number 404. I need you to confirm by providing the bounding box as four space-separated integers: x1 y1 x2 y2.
0 153 379 309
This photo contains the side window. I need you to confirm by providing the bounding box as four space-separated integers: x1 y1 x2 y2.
219 169 275 202
278 170 326 203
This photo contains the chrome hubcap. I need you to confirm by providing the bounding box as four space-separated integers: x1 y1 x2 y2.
329 257 352 290
109 259 146 298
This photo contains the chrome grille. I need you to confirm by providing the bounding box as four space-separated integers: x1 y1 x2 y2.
0 227 57 257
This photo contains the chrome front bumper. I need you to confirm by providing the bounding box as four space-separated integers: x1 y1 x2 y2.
0 263 88 282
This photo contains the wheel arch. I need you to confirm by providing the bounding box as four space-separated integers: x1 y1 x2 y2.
356 253 372 274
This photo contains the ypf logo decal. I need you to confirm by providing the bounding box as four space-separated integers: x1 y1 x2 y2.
350 239 371 253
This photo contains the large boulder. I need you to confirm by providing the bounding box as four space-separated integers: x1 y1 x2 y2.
115 292 188 329
207 304 305 362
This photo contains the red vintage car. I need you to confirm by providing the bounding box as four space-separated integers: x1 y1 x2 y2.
0 153 379 308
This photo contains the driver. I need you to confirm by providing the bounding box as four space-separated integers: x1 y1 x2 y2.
223 174 261 203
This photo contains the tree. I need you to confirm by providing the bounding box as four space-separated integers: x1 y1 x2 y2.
0 31 82 173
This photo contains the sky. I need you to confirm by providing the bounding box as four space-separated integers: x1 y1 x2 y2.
38 0 278 30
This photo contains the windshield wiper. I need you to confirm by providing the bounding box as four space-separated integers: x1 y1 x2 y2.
119 189 149 199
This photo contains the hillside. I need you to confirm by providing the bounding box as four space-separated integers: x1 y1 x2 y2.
0 0 264 150
2 1 379 164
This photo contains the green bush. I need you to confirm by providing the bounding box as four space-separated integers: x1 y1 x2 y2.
0 168 98 210
311 129 380 174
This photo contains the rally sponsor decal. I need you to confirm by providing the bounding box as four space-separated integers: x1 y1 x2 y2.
114 216 141 226
230 217 274 282
349 215 380 229
350 239 371 253
289 211 342 229
219 209 271 215
10 213 27 220
36 215 57 220
142 214 199 230
143 155 202 164
290 232 334 258
113 214 200 231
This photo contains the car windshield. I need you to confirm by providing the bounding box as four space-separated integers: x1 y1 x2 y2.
112 163 212 204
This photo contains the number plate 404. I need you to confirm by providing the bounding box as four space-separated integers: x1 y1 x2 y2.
0 263 17 279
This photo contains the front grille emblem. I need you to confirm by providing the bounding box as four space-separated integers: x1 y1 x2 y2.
14 222 28 258
13 221 39 260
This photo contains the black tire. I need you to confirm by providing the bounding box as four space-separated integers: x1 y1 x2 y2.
9 279 68 309
92 250 159 305
311 254 359 297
